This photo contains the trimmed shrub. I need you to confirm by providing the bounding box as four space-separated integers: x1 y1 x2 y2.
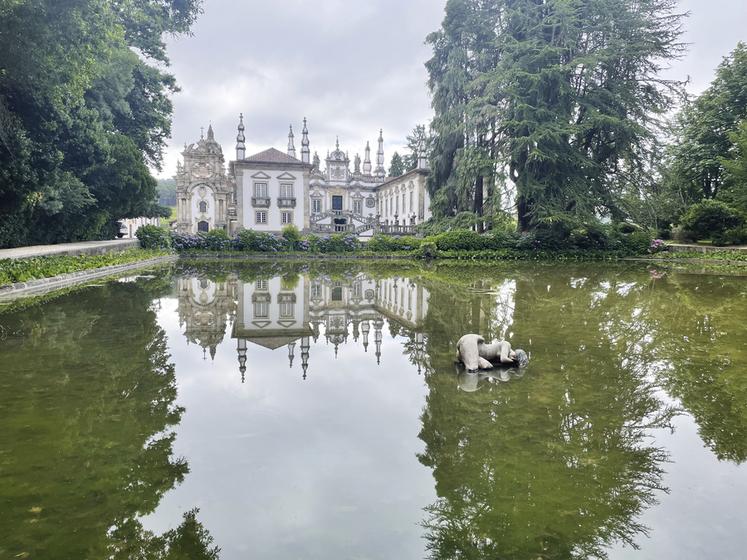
136 225 170 249
367 234 422 252
236 229 284 252
170 231 203 251
430 229 489 251
318 234 360 253
617 230 653 255
201 228 231 251
680 200 744 243
281 224 301 248
416 241 439 259
723 224 747 246
485 229 519 249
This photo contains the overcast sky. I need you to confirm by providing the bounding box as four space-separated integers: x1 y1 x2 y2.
156 0 747 178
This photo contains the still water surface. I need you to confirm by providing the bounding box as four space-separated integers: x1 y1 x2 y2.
1 260 746 559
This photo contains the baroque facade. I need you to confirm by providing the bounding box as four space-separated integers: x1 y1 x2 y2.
175 116 431 236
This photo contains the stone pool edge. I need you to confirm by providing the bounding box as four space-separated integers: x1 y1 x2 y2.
0 254 178 301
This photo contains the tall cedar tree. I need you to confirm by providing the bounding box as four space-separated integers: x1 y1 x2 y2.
427 0 685 231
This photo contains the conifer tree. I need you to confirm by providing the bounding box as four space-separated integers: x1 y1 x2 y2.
388 152 405 177
427 0 685 231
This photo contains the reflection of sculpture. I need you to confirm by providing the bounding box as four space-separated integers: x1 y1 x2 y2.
456 333 528 371
456 367 520 392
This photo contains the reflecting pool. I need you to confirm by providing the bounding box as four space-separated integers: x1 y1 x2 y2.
1 260 746 559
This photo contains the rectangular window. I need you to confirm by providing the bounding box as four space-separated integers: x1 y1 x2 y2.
256 279 268 291
255 210 267 224
280 183 294 198
332 195 343 211
409 191 413 214
253 301 269 319
253 182 268 198
279 301 294 318
312 198 322 213
353 199 362 215
281 211 293 225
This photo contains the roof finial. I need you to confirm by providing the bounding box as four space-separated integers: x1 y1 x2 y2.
200 126 204 139
301 117 310 164
236 113 246 159
287 124 296 158
336 136 340 150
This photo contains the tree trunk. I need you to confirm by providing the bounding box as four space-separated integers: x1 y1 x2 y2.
474 175 484 233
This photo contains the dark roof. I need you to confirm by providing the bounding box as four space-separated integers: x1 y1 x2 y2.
242 148 305 165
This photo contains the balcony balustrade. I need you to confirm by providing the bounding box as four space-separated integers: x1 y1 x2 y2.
251 197 271 207
277 197 296 208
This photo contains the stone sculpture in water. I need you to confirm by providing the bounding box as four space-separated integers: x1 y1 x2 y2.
456 334 529 372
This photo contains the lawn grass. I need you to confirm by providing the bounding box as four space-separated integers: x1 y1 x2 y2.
0 248 171 287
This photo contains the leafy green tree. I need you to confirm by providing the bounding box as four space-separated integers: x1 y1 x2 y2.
668 43 747 204
388 151 405 177
720 119 747 213
427 0 685 231
0 0 201 248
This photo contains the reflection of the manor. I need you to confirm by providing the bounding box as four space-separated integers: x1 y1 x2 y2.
177 273 430 381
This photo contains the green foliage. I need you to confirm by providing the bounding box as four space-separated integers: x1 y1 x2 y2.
416 241 439 259
417 212 488 235
0 248 168 286
281 224 301 248
430 229 489 251
388 152 405 177
404 124 432 171
668 43 747 204
137 224 171 249
720 118 747 213
426 0 685 229
235 229 284 252
366 235 423 252
0 0 202 248
680 199 745 244
317 234 360 253
200 228 231 251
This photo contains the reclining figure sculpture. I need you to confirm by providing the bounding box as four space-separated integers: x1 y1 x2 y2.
456 333 529 372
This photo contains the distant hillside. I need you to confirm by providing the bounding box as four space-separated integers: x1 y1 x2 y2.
157 178 176 206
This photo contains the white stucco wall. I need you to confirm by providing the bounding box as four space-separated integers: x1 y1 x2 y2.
377 172 431 225
119 216 161 238
238 168 307 232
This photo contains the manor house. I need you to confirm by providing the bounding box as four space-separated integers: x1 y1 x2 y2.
174 116 431 236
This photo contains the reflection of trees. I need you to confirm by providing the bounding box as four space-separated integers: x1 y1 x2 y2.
0 277 218 559
417 265 674 559
628 273 747 463
109 508 220 560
